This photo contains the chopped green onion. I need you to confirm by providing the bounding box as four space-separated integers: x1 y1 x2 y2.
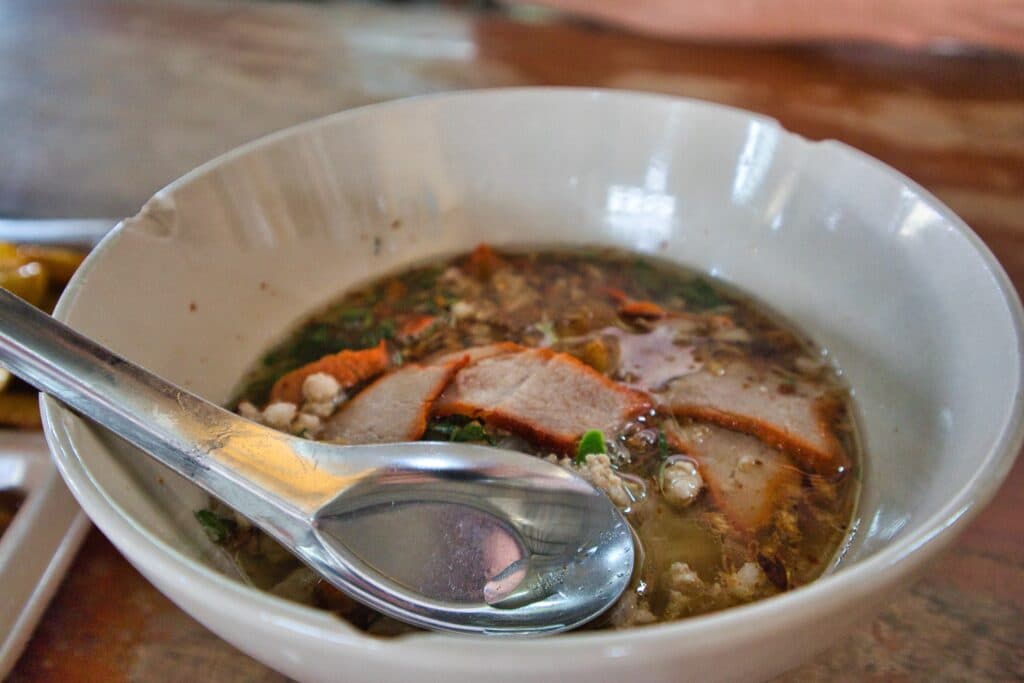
425 420 457 439
361 320 396 346
657 428 669 459
451 421 493 444
677 278 724 310
534 320 558 346
194 509 236 544
576 429 607 463
425 417 494 445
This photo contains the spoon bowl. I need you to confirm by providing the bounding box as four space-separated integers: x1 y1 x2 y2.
0 288 634 635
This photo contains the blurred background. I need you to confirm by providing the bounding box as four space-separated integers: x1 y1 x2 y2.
2 1 1022 681
2 0 1022 225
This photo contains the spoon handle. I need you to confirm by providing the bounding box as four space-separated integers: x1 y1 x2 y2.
0 288 309 527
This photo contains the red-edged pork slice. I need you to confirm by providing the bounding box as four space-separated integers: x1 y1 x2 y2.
429 341 523 367
434 348 651 453
269 340 390 405
659 361 845 474
601 324 701 390
668 422 801 534
322 358 466 444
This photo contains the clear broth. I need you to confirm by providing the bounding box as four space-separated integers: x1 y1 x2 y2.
205 247 859 634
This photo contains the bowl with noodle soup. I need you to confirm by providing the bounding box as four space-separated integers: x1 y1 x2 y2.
42 89 1024 683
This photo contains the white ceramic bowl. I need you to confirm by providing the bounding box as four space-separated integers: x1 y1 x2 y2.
44 89 1024 683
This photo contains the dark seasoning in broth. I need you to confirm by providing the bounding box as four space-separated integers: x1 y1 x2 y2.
200 246 859 634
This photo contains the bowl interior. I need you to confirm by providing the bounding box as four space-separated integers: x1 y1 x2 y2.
49 90 1022 647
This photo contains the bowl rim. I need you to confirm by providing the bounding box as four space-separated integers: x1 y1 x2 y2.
42 87 1024 658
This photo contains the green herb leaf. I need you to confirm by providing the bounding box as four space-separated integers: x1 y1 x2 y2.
261 349 283 367
576 429 607 463
361 320 396 347
534 320 558 346
657 428 669 459
338 307 369 322
429 424 456 439
424 417 494 444
677 278 724 310
451 421 493 444
628 257 662 294
194 509 236 544
424 416 460 440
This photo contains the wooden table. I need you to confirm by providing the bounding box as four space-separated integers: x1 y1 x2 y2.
3 1 1022 680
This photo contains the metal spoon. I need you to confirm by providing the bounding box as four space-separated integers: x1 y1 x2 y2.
0 288 634 635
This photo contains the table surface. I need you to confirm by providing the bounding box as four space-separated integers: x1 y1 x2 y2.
3 0 1023 680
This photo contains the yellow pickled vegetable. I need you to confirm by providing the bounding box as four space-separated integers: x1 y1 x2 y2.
0 242 18 266
15 245 86 285
581 338 611 373
0 261 49 307
0 368 9 392
0 393 41 429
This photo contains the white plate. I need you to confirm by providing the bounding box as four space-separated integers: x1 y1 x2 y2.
0 429 90 679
